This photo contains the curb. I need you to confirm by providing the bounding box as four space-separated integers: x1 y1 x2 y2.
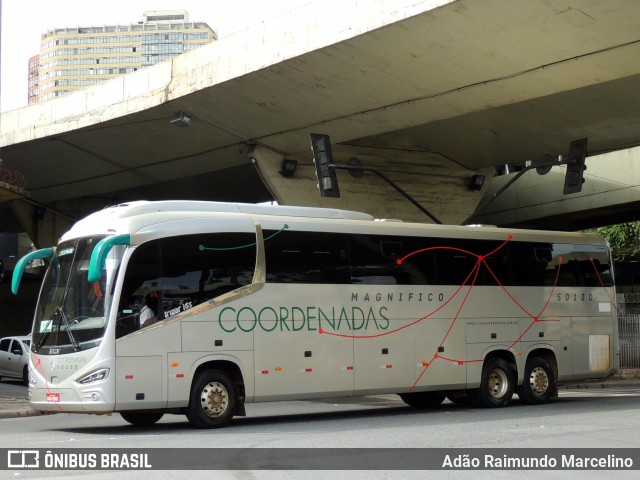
0 409 42 419
0 397 41 419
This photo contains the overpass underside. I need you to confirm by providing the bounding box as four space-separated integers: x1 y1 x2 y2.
1 0 640 250
470 147 640 231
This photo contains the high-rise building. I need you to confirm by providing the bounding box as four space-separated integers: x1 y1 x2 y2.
28 10 216 104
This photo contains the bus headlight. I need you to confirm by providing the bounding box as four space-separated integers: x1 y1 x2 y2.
76 368 110 385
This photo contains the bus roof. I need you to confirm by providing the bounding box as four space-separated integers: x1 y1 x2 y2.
59 200 607 247
61 201 373 240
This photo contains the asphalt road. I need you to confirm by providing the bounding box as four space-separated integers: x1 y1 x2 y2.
0 378 27 399
1 384 640 479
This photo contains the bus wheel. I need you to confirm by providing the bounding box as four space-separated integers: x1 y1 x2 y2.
517 357 555 405
186 369 236 429
470 358 515 408
399 391 446 408
120 412 164 426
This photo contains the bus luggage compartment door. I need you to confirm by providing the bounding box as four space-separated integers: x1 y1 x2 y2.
115 355 165 410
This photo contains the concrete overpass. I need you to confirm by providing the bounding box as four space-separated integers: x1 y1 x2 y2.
2 0 640 252
471 147 640 230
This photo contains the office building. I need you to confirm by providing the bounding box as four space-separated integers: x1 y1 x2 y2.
28 10 216 104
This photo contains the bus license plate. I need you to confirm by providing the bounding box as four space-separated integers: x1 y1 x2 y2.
46 393 60 403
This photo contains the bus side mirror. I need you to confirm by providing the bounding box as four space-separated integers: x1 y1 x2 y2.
11 248 54 295
88 234 131 282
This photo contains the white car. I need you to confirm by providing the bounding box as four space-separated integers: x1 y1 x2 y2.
0 335 31 385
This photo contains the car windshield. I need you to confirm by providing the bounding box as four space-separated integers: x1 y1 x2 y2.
31 236 122 353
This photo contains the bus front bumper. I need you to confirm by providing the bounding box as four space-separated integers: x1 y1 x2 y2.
29 387 114 414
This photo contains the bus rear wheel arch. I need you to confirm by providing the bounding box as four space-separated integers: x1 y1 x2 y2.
517 356 556 405
186 369 237 428
470 357 516 408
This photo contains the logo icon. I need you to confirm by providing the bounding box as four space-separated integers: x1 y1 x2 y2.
8 450 40 468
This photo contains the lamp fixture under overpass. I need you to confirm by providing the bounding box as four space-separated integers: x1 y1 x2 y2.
279 159 298 177
468 174 486 191
170 111 192 128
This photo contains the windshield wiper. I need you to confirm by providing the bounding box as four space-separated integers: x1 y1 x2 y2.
34 328 51 352
55 305 81 351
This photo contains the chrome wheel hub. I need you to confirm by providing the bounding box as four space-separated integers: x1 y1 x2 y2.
200 381 228 417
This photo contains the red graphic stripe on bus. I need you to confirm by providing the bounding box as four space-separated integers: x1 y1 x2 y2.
316 234 611 392
318 245 488 339
320 235 513 341
30 353 65 411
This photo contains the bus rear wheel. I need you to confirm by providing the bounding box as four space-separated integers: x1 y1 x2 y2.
517 357 555 405
120 411 164 426
186 369 236 429
470 357 515 408
399 391 446 408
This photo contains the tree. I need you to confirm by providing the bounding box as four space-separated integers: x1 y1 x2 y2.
587 221 640 261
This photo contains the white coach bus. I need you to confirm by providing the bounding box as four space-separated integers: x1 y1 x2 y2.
11 201 617 428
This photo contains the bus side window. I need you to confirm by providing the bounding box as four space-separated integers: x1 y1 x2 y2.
348 234 436 285
264 230 350 284
509 242 551 287
160 232 257 318
432 239 512 286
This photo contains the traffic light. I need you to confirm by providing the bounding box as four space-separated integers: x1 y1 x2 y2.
563 138 588 195
310 133 340 198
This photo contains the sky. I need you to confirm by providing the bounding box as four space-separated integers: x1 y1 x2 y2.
0 0 313 112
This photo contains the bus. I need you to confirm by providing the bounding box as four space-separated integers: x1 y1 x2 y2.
11 200 617 428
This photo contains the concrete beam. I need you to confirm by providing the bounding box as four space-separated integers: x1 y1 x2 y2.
471 147 640 230
250 143 492 224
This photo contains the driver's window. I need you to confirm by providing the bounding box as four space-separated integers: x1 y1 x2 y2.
116 241 162 339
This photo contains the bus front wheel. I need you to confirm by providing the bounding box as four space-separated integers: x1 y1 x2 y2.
517 357 555 405
186 369 236 429
470 357 515 408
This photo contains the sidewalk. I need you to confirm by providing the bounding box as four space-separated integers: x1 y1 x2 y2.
1 370 639 420
0 395 40 419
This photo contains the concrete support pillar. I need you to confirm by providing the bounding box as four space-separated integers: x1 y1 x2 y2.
250 143 491 224
10 200 75 249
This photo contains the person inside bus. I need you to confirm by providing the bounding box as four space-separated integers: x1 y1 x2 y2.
139 293 158 328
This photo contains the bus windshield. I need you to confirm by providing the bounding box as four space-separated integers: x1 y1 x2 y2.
31 236 122 353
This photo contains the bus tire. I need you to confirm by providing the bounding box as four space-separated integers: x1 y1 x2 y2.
399 391 446 408
120 411 164 426
186 369 236 429
470 357 515 408
517 357 555 405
